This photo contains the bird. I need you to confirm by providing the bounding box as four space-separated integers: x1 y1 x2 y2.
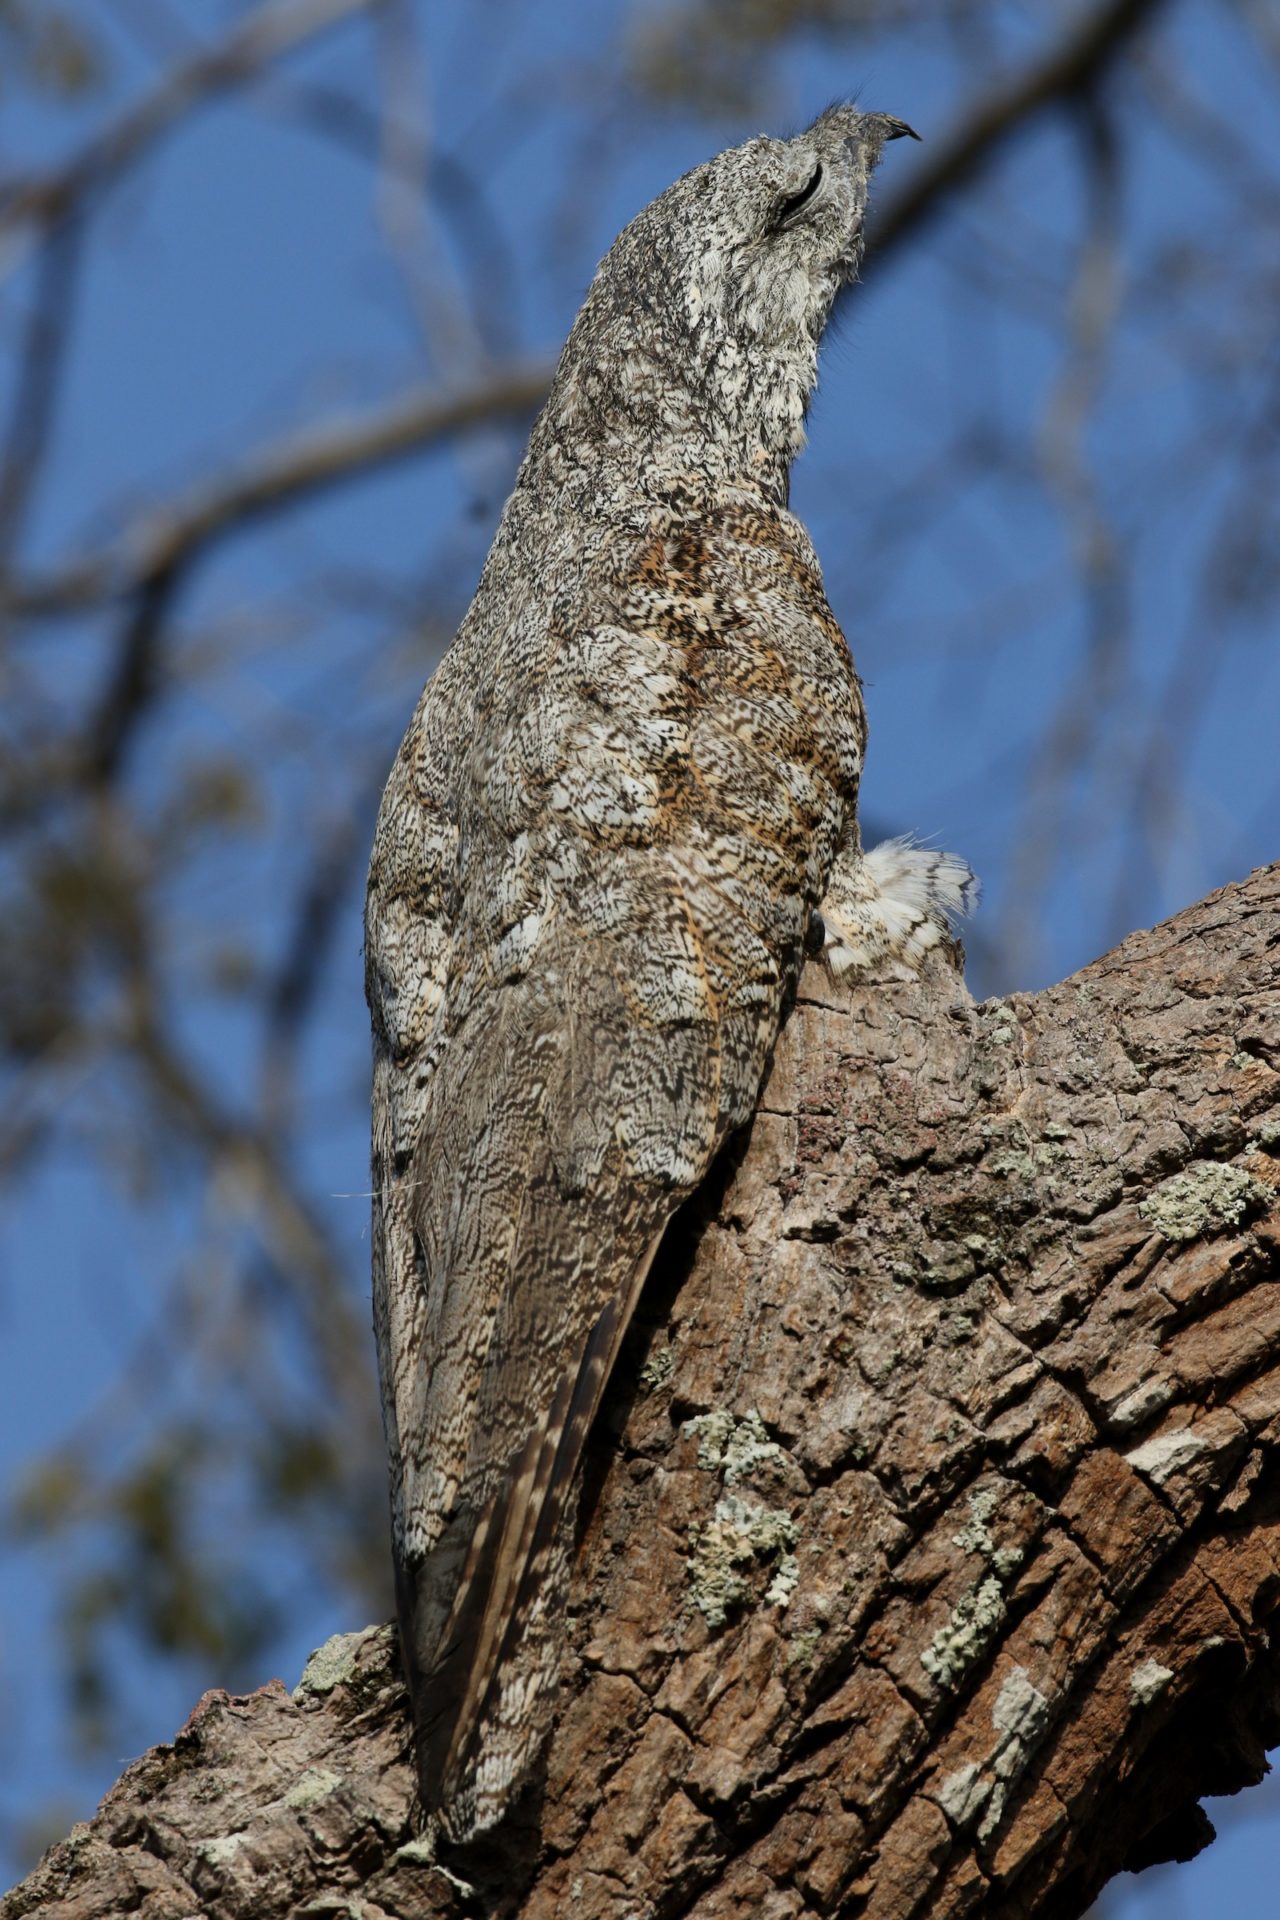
364 102 976 1845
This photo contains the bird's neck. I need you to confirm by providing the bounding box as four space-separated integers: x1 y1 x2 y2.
523 330 817 514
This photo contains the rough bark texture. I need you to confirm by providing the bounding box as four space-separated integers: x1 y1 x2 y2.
8 864 1280 1920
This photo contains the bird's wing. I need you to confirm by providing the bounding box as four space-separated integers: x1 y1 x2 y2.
402 887 705 1838
402 775 740 1827
365 642 469 1586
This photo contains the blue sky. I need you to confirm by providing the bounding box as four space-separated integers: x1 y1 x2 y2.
1 1 1277 1907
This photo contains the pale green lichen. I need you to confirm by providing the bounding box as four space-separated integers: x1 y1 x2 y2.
921 1575 1006 1688
991 1666 1049 1755
293 1625 387 1701
934 1667 1050 1836
990 1151 1035 1180
992 1139 1071 1178
200 1833 246 1867
683 1408 791 1485
936 1761 989 1829
977 1667 1051 1841
639 1344 674 1392
1252 1119 1280 1153
952 1487 1000 1557
688 1494 798 1628
765 1552 800 1608
284 1766 343 1810
1130 1658 1174 1705
393 1837 438 1866
391 1837 477 1898
1139 1161 1267 1242
917 1245 978 1291
1125 1427 1207 1484
952 1487 1024 1581
939 1311 977 1346
684 1408 735 1470
787 1625 824 1670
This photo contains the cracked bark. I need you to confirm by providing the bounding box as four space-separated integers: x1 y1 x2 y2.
7 863 1280 1920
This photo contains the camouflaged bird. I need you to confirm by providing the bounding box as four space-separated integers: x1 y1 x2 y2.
364 103 976 1843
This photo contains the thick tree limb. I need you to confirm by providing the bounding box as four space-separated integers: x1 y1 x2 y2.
6 862 1280 1920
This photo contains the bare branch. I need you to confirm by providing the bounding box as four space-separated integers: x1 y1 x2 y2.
5 366 553 621
260 769 386 1136
1002 102 1127 982
871 0 1170 264
83 569 179 784
128 1003 375 1454
0 0 380 270
0 220 83 561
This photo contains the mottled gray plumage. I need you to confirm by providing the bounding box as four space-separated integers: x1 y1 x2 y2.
364 104 975 1842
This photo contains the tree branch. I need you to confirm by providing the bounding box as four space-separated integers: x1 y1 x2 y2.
4 366 553 622
871 0 1168 261
7 862 1279 1920
0 0 379 261
0 219 83 562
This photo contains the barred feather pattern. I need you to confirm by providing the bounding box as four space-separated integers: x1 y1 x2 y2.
364 103 975 1842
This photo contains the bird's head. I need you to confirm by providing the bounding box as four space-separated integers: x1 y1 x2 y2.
673 105 918 351
536 105 918 498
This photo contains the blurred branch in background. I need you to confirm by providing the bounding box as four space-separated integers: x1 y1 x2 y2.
1007 97 1126 981
0 216 83 564
1 0 1277 1906
0 0 378 269
870 0 1165 256
4 365 552 617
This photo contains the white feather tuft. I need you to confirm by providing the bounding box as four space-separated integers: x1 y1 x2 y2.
820 836 978 980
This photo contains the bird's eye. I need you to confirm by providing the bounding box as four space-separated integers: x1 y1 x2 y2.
774 162 824 228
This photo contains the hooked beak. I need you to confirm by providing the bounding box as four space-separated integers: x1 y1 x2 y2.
879 115 921 142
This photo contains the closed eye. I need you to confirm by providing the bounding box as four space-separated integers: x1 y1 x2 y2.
774 162 824 228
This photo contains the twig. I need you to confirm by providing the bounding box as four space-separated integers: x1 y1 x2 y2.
0 220 83 563
260 767 387 1135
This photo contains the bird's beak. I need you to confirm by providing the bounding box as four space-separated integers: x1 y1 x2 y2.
880 116 921 142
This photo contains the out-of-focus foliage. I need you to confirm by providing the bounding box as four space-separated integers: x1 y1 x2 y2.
0 0 1278 1903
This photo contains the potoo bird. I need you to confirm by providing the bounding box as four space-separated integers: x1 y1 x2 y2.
365 105 975 1843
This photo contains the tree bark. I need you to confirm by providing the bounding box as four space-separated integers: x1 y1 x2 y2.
7 864 1280 1920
